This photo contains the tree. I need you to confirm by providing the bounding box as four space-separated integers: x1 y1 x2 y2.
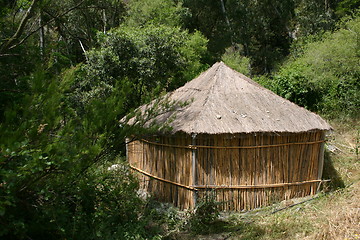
336 0 360 17
182 0 232 63
80 24 207 111
182 0 295 74
227 0 295 74
0 6 208 237
125 0 189 28
43 0 127 65
262 14 360 118
0 0 128 121
293 0 338 37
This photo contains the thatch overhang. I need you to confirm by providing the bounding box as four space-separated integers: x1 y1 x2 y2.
128 62 331 135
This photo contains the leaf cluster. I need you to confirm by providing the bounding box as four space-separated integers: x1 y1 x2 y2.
258 14 360 119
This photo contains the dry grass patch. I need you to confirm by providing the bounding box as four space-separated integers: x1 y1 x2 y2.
309 182 360 240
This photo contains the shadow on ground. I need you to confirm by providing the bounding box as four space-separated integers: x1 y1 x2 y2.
322 150 345 190
166 219 266 240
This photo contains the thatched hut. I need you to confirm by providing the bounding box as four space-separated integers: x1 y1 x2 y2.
126 62 331 211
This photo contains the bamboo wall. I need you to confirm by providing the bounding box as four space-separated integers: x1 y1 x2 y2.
127 131 326 211
127 133 194 209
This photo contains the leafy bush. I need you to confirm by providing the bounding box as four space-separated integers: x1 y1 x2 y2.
0 65 167 239
0 13 208 238
82 24 207 111
260 14 360 119
222 46 251 76
187 191 221 234
125 0 190 28
269 66 322 111
0 150 147 239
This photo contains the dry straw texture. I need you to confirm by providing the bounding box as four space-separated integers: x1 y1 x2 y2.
133 62 331 134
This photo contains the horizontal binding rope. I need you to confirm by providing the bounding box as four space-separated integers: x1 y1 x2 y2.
194 179 330 190
130 165 330 190
129 165 197 191
140 138 195 149
140 138 326 150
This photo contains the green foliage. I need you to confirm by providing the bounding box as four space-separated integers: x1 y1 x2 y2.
294 0 338 37
262 14 360 118
125 0 189 27
0 66 151 239
0 154 145 239
229 0 295 74
43 0 127 62
0 8 207 238
336 0 360 17
221 46 251 76
141 201 186 238
266 66 321 110
182 0 232 62
183 0 295 73
82 24 207 110
187 191 221 234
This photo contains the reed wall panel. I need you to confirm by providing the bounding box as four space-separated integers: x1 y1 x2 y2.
127 131 326 211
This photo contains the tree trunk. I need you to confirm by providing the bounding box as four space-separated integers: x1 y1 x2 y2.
39 11 45 57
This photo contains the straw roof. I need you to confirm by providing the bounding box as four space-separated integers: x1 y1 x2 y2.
130 62 331 134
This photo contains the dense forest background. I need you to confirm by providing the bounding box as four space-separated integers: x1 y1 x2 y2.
0 0 359 239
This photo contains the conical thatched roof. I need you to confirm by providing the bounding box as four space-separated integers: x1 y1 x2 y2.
131 62 331 134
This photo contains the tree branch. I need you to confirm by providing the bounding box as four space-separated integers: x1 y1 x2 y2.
0 0 39 54
3 0 86 53
0 53 20 57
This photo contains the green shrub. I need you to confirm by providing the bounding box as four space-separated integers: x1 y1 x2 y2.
0 158 149 239
270 66 322 111
260 14 360 119
221 46 251 76
187 191 221 234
